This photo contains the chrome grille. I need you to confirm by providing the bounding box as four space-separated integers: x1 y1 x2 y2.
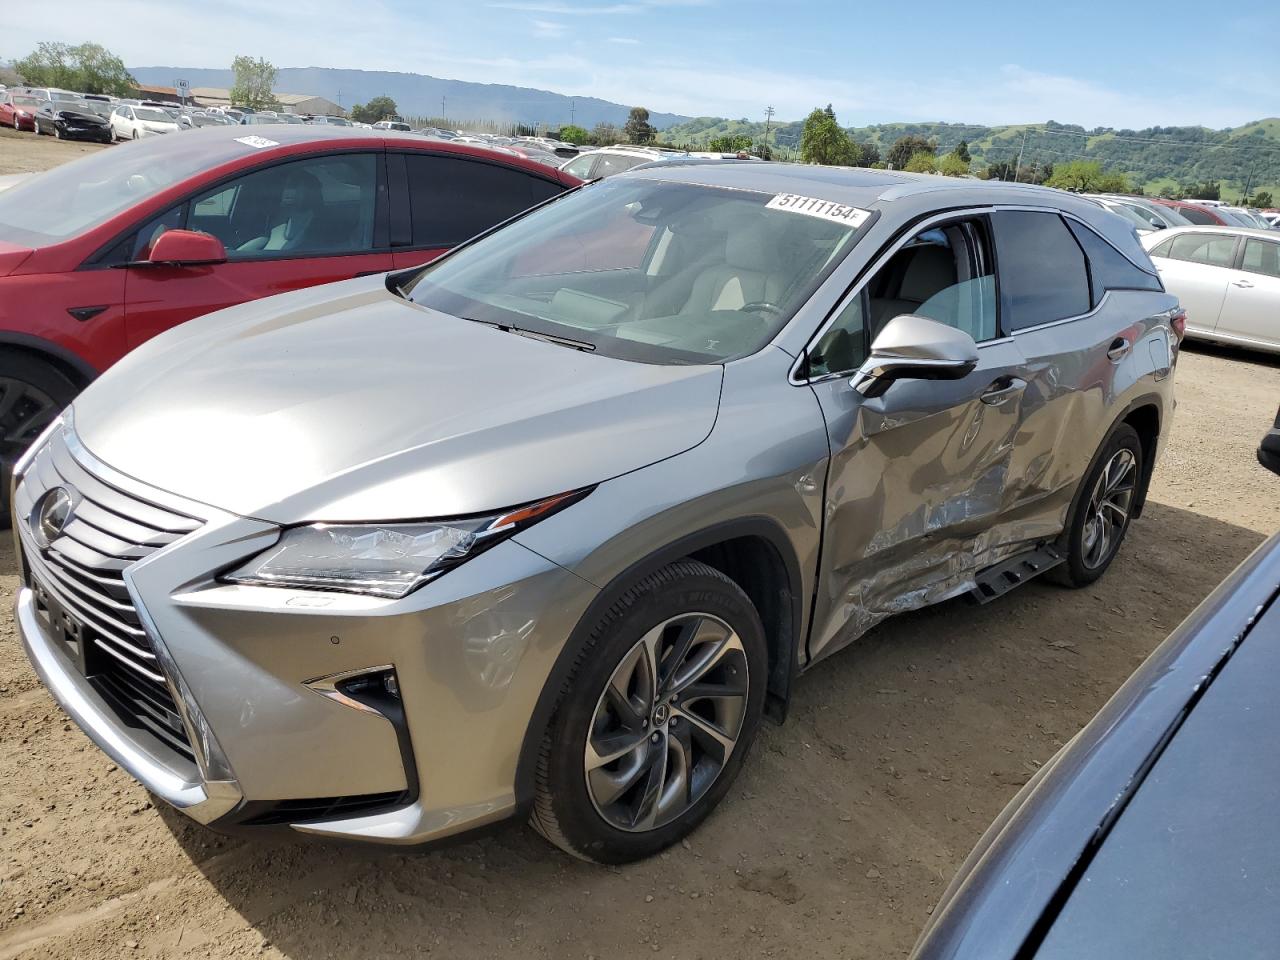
16 431 203 763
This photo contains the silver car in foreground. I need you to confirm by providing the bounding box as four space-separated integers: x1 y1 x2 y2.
1142 225 1280 354
14 164 1179 862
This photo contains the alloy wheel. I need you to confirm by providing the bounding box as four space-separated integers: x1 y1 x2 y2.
0 377 60 480
1082 448 1137 569
584 612 749 832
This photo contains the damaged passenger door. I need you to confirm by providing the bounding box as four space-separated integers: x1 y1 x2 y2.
803 214 1031 661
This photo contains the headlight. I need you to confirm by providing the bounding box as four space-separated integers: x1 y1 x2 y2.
223 489 588 598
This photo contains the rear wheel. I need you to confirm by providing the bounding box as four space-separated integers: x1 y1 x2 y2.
1053 423 1142 587
0 357 78 529
531 560 767 863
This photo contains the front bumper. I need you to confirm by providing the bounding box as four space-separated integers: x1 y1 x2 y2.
14 422 599 845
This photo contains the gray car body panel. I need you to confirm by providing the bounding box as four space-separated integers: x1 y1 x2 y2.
13 164 1177 845
72 276 723 523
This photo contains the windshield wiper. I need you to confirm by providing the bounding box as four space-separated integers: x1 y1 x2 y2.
463 318 596 352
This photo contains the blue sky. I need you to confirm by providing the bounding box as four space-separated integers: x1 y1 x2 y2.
9 0 1279 128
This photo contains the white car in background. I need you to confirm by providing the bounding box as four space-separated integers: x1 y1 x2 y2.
560 145 685 180
1143 226 1280 354
110 104 180 140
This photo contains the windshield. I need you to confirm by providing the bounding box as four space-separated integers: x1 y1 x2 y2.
404 177 866 365
134 107 173 123
0 134 277 244
12 97 40 107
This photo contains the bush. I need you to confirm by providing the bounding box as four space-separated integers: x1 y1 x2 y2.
905 151 938 174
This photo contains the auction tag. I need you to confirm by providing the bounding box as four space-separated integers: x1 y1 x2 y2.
766 193 870 228
234 135 279 149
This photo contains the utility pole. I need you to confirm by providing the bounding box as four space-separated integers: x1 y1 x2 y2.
762 105 775 158
570 98 576 126
1243 157 1259 204
441 93 447 120
1013 128 1030 182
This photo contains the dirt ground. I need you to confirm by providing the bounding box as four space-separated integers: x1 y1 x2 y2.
1 131 1278 960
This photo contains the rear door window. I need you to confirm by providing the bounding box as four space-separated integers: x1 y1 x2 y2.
991 211 1091 331
1166 232 1237 267
402 153 563 248
1242 238 1280 278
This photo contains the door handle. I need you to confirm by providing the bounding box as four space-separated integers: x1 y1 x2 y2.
1232 279 1255 288
1107 337 1132 362
980 376 1026 405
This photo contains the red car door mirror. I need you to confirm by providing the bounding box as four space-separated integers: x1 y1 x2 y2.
146 229 228 267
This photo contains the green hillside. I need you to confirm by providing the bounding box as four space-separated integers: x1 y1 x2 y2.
660 116 1280 200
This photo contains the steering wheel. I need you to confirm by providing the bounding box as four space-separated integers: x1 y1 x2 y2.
740 301 784 316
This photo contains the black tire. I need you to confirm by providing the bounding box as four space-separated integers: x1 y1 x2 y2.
531 560 768 864
0 356 78 530
1052 422 1143 588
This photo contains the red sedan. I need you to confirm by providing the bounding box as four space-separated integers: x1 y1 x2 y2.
0 93 41 131
0 126 581 514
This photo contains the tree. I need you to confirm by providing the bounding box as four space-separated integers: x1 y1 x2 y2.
623 107 655 144
558 124 589 145
1045 160 1129 194
14 41 135 96
1253 190 1274 208
1182 180 1221 201
230 55 278 111
937 152 969 177
905 151 938 174
350 96 398 123
887 134 934 170
854 140 880 167
955 140 971 164
591 121 620 146
707 133 754 153
800 107 857 166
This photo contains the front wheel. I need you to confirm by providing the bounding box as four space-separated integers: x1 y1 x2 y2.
0 358 78 529
1053 423 1143 587
531 560 767 863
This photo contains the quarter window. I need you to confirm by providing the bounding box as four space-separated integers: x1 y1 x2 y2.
1242 239 1280 278
991 211 1091 331
1166 233 1237 267
1066 220 1163 303
809 292 867 378
403 154 563 248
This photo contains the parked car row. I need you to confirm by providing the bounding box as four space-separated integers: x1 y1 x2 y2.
1089 191 1278 233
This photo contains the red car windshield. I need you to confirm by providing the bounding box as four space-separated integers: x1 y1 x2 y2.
0 134 280 245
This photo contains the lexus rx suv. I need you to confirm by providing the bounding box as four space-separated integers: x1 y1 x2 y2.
14 164 1180 863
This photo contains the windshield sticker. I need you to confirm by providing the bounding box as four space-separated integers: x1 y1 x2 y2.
766 193 870 228
234 135 279 149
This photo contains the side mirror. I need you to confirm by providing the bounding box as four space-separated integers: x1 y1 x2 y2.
850 314 979 398
145 229 227 267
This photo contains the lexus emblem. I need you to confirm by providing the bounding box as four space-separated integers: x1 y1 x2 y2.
33 487 73 550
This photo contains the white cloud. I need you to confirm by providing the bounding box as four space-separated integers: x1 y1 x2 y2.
531 19 568 37
607 36 641 44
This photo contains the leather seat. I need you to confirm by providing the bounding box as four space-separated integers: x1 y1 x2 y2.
682 231 785 313
238 171 324 253
871 244 956 328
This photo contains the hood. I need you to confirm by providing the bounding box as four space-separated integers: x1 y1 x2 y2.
73 277 723 524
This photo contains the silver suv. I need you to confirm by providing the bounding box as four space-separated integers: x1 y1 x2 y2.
14 165 1179 862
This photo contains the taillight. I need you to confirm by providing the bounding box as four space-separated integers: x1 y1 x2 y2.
1169 308 1187 342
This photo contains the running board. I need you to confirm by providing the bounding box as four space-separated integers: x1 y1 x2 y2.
968 545 1064 604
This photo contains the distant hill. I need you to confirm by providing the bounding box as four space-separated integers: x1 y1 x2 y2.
129 66 690 131
663 117 1280 200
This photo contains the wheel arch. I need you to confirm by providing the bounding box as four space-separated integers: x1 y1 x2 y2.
0 333 99 390
513 516 805 813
